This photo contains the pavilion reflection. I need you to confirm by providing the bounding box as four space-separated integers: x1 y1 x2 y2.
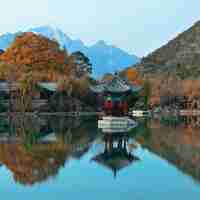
92 131 139 178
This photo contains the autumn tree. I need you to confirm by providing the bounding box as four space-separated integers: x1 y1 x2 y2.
70 51 92 78
126 68 139 82
0 33 75 112
0 32 95 112
0 32 73 81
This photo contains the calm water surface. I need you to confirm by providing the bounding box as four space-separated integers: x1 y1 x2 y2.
1 116 200 200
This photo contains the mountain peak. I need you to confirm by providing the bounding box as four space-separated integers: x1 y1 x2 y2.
29 25 56 34
30 25 71 40
139 20 200 79
193 20 200 27
94 40 107 47
32 24 57 31
0 25 139 78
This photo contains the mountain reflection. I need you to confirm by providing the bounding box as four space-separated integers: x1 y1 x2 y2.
134 117 200 183
1 115 200 185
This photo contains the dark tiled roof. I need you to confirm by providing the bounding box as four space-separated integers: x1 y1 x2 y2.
90 75 142 93
0 82 58 92
92 149 139 172
37 82 58 92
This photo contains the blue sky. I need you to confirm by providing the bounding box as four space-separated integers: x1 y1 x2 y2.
0 0 199 56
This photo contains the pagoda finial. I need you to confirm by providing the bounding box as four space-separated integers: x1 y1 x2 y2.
113 168 117 179
114 71 119 76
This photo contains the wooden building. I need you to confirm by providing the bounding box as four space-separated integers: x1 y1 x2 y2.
160 95 200 110
90 75 141 116
0 81 58 111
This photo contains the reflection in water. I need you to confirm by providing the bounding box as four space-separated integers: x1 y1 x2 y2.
135 116 200 183
0 116 97 185
0 115 200 191
92 133 139 178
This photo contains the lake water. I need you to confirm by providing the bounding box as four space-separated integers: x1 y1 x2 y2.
1 115 200 200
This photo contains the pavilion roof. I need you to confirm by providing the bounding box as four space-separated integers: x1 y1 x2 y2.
90 75 142 93
0 81 58 92
0 82 20 92
92 149 139 173
38 133 58 143
37 82 58 92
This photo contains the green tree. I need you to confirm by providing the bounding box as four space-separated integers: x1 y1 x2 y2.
70 51 92 78
176 63 189 80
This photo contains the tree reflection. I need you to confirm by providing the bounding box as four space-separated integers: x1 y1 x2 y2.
134 117 200 183
0 115 97 185
1 115 200 185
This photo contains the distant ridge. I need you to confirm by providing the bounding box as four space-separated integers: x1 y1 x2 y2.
0 25 140 78
137 21 200 79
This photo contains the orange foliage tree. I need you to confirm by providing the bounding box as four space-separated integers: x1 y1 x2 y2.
125 68 143 85
0 32 74 82
0 32 92 111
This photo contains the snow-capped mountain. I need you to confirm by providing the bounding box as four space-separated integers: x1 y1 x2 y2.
0 32 19 50
0 26 140 77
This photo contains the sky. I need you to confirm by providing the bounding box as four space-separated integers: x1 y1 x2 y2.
0 0 199 57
